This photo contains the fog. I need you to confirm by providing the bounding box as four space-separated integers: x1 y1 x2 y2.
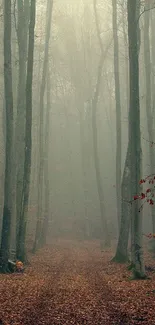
28 0 152 241
0 0 153 251
0 1 155 321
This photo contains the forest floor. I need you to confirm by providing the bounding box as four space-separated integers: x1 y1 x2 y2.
0 239 155 325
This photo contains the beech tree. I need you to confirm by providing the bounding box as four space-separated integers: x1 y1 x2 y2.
33 0 53 253
17 0 36 262
112 0 121 228
113 143 131 262
113 2 131 263
93 0 110 247
0 0 14 273
40 68 51 247
144 2 155 234
16 0 30 260
128 0 146 279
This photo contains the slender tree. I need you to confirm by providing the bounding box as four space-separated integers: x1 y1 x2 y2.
33 0 53 252
144 3 155 234
16 0 30 260
112 0 122 228
0 0 14 272
79 106 91 239
17 0 36 262
151 9 155 119
92 0 110 247
121 0 129 107
128 0 146 279
113 143 131 262
40 68 51 247
112 0 131 263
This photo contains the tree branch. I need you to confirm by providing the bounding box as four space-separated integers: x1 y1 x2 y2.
137 4 155 24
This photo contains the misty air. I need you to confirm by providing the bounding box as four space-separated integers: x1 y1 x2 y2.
0 0 154 324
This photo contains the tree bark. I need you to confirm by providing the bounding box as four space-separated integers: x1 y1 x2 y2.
0 0 14 273
122 2 129 108
33 0 53 252
112 2 130 263
92 81 110 247
144 4 155 234
17 0 36 262
112 144 131 262
93 0 110 247
40 69 51 247
112 0 122 228
79 107 91 239
128 0 146 279
16 0 30 260
151 9 155 123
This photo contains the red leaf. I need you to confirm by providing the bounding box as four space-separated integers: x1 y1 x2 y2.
140 193 145 199
139 179 145 184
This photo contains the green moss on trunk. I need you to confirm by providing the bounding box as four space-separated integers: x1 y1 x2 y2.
112 250 130 263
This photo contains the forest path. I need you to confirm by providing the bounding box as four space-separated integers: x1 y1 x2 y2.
22 239 128 325
0 239 154 325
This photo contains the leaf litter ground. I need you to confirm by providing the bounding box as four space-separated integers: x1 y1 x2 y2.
0 239 155 325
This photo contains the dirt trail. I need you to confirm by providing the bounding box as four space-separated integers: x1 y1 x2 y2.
0 239 154 325
22 240 129 325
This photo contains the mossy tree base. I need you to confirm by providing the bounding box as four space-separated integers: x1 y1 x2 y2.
111 251 129 263
0 260 15 274
0 267 11 274
127 262 134 270
128 262 148 280
130 273 148 280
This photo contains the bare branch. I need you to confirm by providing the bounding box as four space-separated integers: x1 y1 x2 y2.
137 4 155 23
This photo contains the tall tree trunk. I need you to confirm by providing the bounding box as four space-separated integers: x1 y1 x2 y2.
112 0 122 228
0 0 14 273
144 4 155 233
93 0 123 246
93 0 110 247
151 10 155 120
112 2 130 263
128 0 146 279
113 144 131 262
8 10 17 253
17 0 36 262
122 1 129 112
79 108 90 239
33 0 53 252
16 0 30 260
40 69 51 247
92 80 110 247
31 34 43 247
